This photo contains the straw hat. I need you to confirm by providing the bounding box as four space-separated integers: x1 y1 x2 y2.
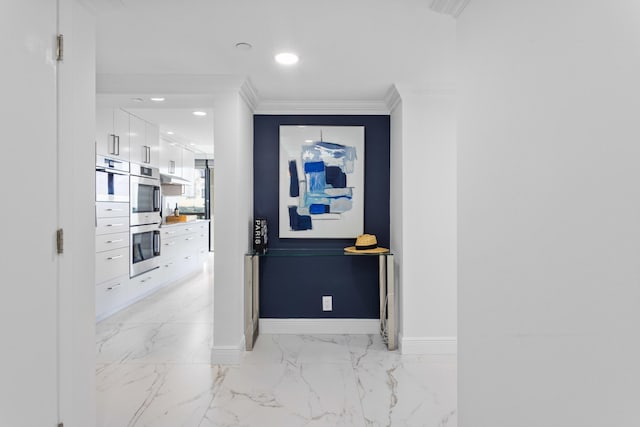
344 234 389 254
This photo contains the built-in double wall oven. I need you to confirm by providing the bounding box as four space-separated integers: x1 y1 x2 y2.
96 155 129 202
129 163 162 277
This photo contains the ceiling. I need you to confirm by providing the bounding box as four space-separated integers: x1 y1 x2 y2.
94 0 457 157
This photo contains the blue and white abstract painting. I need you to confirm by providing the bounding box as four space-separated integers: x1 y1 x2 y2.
279 125 365 238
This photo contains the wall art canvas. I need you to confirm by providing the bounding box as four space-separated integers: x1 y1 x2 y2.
279 125 365 238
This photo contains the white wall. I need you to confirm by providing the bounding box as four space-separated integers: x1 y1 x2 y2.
458 1 640 425
58 1 96 425
212 91 253 362
396 88 457 353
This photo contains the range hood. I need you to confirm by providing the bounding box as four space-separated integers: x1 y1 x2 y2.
160 173 191 185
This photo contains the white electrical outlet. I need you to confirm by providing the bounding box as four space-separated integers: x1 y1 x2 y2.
322 295 332 311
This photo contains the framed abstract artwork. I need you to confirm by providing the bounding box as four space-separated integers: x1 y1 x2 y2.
279 125 365 238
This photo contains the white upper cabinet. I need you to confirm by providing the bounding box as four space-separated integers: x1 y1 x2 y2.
96 107 130 160
160 138 183 177
125 113 160 168
128 113 146 165
145 121 160 168
159 138 198 183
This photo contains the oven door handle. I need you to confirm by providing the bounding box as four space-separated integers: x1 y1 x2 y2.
153 186 161 212
153 231 161 256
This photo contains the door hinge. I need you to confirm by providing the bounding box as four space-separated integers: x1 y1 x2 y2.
56 228 64 254
56 34 64 61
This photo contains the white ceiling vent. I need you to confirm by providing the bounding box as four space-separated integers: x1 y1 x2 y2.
429 0 471 18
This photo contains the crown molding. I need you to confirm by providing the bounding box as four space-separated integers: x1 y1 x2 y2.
239 78 259 112
429 0 471 18
254 99 391 115
393 84 457 98
384 85 402 112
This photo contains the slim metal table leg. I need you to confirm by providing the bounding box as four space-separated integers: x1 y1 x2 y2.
252 255 260 346
378 254 386 342
244 255 260 351
244 255 253 350
386 254 396 350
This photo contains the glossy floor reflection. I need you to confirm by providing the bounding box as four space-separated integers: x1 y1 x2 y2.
96 254 457 426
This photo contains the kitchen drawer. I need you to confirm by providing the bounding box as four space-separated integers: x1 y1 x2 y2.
181 224 198 234
197 233 209 258
160 227 185 239
95 247 129 284
182 233 198 245
129 267 161 300
160 256 179 283
96 275 130 320
166 223 197 234
96 202 129 219
196 231 208 246
178 251 199 273
96 231 128 252
96 217 130 235
161 237 184 259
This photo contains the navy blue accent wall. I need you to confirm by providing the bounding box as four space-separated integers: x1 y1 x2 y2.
254 115 390 318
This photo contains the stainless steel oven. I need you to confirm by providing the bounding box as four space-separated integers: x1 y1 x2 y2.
130 223 161 277
130 163 161 226
96 155 129 202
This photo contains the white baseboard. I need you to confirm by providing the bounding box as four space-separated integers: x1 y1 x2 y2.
211 343 244 365
259 318 380 335
400 335 457 355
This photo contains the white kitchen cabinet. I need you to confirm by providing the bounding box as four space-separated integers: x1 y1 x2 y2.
159 138 197 184
145 121 160 168
95 247 129 286
128 267 161 301
95 231 129 253
96 201 129 218
94 220 211 322
95 274 131 321
158 220 209 282
128 114 160 168
160 138 183 177
159 257 180 291
95 201 130 284
96 216 130 235
96 107 130 160
128 113 146 165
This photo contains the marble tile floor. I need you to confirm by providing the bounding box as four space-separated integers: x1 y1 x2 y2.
96 254 457 427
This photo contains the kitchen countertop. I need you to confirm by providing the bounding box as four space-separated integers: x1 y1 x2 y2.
160 219 210 228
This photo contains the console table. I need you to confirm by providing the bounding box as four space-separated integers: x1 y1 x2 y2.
244 249 396 351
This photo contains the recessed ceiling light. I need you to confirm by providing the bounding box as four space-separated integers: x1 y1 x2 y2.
235 42 253 50
275 52 299 65
131 97 144 102
150 97 165 102
304 139 313 143
166 131 174 135
193 111 207 116
189 142 197 146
